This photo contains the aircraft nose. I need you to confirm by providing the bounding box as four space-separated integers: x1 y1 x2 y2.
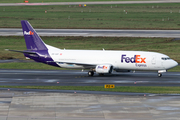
171 60 178 68
164 59 178 69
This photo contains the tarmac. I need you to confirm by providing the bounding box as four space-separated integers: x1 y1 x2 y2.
1 29 180 38
0 69 180 87
0 69 180 119
0 90 180 120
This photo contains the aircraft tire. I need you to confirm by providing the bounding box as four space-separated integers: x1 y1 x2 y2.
88 71 94 76
158 73 162 77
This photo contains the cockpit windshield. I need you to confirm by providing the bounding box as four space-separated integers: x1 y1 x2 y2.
161 57 171 60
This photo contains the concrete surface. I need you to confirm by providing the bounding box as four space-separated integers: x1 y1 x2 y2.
0 91 180 120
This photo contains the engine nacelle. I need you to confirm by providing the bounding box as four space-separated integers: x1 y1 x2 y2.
95 64 113 74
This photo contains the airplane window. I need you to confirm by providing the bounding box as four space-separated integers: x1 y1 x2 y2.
161 57 171 60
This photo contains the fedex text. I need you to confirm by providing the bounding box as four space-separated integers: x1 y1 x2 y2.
121 55 146 63
98 66 107 69
24 31 34 35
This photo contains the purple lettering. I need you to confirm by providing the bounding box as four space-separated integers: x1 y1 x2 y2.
130 55 136 63
121 55 126 63
125 57 130 63
122 54 135 63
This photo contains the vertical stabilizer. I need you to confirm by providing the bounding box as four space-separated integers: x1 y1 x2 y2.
21 20 48 50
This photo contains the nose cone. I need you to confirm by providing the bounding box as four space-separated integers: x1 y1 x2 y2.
173 60 178 67
164 59 178 70
170 60 178 69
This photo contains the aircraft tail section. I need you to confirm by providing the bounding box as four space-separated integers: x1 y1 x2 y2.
21 20 48 51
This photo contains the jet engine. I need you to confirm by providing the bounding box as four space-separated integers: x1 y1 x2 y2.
95 64 113 74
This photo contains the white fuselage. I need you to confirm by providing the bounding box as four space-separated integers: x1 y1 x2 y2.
47 45 178 71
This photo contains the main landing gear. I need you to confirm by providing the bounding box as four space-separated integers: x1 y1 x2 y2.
158 73 162 77
88 71 94 76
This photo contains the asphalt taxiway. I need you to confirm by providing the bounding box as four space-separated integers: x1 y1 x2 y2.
0 69 180 87
1 28 180 38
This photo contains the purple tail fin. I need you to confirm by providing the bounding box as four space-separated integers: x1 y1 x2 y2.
21 20 48 50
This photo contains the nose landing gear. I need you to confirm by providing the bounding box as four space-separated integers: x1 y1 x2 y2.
158 70 166 77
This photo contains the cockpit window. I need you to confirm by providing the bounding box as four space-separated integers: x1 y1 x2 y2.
161 57 171 60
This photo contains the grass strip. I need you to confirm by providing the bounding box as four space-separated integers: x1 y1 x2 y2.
0 62 63 70
1 3 180 29
1 86 180 94
0 0 150 3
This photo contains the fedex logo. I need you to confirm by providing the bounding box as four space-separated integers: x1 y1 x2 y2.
24 31 34 35
98 66 107 69
121 55 146 63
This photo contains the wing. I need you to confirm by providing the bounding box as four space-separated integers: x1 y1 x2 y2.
47 61 97 68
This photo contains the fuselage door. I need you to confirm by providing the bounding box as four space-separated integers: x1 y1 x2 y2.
152 55 163 68
152 56 156 65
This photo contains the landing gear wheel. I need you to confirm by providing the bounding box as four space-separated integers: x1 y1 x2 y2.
88 71 94 76
158 73 162 77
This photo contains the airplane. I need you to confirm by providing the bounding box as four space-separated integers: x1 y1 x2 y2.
6 20 178 77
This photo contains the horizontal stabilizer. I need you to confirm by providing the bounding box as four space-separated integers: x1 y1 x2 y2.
5 49 36 54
